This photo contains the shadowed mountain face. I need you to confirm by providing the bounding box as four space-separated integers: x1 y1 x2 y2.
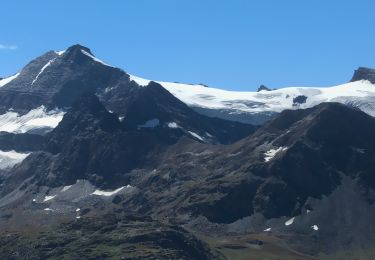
0 45 125 113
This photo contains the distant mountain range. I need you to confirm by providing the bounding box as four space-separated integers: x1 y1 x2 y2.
0 45 375 259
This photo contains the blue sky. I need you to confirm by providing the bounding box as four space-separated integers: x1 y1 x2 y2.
0 0 374 91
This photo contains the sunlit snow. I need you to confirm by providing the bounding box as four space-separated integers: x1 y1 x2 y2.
0 73 20 87
0 150 30 169
32 58 56 85
129 74 375 117
311 225 319 231
0 106 65 134
285 217 295 226
43 195 56 202
81 49 112 67
264 147 287 162
129 74 151 87
55 50 66 56
167 122 179 128
188 131 204 141
61 185 72 192
91 185 132 197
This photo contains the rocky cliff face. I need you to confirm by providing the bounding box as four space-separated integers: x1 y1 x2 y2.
351 67 375 84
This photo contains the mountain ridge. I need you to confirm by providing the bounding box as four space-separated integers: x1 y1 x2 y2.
1 45 375 258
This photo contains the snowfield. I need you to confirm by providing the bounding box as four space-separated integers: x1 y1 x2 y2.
264 147 288 162
0 106 65 134
0 150 30 169
129 74 375 117
63 48 375 121
0 73 20 87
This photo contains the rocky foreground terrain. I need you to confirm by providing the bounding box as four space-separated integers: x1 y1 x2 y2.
1 45 375 259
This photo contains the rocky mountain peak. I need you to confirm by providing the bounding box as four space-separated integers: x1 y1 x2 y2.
257 85 271 92
65 44 93 56
351 67 375 84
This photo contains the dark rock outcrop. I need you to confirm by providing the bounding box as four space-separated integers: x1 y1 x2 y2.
351 67 375 84
257 85 271 92
0 132 44 152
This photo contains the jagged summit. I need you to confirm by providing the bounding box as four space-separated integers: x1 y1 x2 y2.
257 85 271 92
351 66 375 84
65 44 93 55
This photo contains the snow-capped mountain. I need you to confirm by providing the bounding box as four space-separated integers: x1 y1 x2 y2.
2 45 375 127
2 44 375 258
0 44 255 144
130 69 375 125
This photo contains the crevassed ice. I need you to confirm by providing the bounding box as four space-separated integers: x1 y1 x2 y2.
264 147 288 162
0 106 65 134
0 150 30 169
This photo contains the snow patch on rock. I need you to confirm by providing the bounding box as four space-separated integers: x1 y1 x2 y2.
43 195 56 202
285 217 295 226
61 185 72 192
311 225 319 231
0 73 20 87
81 49 112 67
55 50 66 56
32 58 56 85
91 185 132 197
129 74 151 87
0 106 65 134
188 131 204 141
0 150 30 169
264 147 288 162
167 122 179 128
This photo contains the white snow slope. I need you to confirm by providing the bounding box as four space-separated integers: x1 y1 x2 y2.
0 73 20 87
0 150 30 169
82 49 375 119
129 75 375 117
0 106 65 134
